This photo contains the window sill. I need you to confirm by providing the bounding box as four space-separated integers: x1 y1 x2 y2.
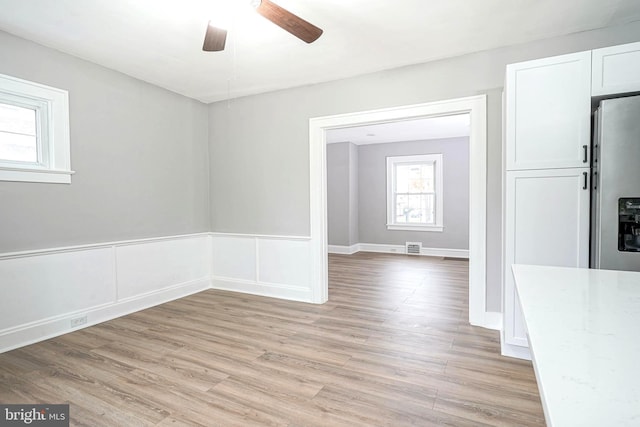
0 165 75 184
386 224 444 232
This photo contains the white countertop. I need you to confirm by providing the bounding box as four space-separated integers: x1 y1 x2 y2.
512 265 640 427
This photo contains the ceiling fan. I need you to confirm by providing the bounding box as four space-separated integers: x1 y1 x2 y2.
203 0 323 52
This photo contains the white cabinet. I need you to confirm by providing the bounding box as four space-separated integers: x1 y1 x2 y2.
503 51 592 358
503 169 590 347
504 41 640 358
505 51 592 170
592 41 640 97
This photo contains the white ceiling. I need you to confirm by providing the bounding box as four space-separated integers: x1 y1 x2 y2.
0 0 639 103
326 114 470 145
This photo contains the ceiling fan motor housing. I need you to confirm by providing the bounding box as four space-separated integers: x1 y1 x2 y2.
203 0 322 52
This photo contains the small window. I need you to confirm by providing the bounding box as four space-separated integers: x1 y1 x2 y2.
386 154 443 232
0 73 72 183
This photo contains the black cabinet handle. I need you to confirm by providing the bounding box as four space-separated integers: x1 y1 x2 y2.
594 171 598 190
583 145 588 163
583 172 588 190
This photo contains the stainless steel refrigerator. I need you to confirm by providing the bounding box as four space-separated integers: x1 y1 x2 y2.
591 94 640 271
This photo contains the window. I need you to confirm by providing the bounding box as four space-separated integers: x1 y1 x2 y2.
386 154 443 231
0 73 72 183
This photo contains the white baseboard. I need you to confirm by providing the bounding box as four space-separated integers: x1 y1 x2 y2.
0 278 210 353
357 243 406 255
420 247 469 259
211 277 312 302
501 340 532 360
327 244 359 255
343 242 470 259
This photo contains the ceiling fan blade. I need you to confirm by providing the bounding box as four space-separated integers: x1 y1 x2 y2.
203 22 227 51
255 0 323 44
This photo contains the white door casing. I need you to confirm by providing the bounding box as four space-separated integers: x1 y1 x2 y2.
309 95 490 327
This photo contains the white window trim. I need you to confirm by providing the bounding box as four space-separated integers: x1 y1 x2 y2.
0 73 73 184
386 153 444 232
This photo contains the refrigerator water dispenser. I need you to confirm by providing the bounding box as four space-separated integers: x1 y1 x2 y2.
618 198 640 252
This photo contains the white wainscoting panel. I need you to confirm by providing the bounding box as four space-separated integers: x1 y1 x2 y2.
0 231 474 353
0 248 115 330
211 235 256 281
258 239 310 287
211 234 313 303
116 236 210 299
0 234 211 353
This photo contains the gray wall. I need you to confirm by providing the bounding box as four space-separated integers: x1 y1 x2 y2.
208 21 640 312
327 142 350 246
327 142 359 246
348 142 358 246
357 138 469 249
0 31 210 252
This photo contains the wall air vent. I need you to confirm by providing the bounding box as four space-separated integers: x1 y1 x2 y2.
405 242 422 255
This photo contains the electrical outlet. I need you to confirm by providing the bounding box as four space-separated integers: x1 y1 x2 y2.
70 315 87 328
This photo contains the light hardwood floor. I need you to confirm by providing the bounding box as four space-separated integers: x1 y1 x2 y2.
0 253 545 426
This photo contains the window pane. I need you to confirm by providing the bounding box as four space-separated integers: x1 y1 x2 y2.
421 163 434 192
406 194 426 224
396 165 410 193
395 194 409 223
395 162 434 193
0 132 37 163
0 103 37 136
395 194 435 225
0 102 38 163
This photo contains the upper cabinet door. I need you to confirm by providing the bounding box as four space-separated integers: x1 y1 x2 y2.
592 41 640 97
506 51 592 171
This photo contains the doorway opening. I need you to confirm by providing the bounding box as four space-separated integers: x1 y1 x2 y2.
308 95 491 328
325 114 470 257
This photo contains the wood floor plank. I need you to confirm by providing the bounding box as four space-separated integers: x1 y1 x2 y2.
310 384 493 427
32 372 167 426
0 252 544 426
433 390 545 427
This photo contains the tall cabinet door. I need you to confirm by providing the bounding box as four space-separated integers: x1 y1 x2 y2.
504 169 590 346
505 51 592 171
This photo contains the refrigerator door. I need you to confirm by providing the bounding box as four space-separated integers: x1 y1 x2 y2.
595 95 640 271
